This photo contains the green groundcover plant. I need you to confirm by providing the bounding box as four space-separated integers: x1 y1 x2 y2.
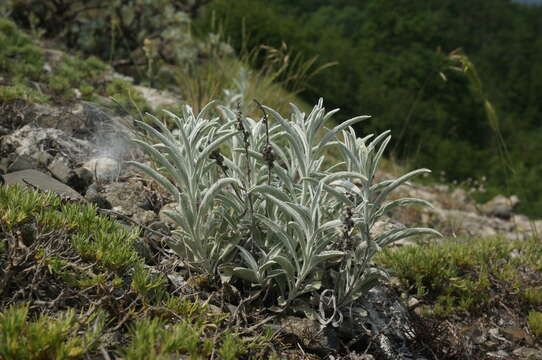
129 99 440 325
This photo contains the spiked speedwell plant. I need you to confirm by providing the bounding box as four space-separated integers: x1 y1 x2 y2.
129 99 440 325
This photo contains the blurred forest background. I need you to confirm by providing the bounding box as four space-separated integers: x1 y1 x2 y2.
198 0 542 216
1 0 541 216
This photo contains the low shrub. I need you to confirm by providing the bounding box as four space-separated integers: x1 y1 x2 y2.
0 184 269 358
130 99 440 325
528 310 542 338
0 304 105 360
378 235 542 316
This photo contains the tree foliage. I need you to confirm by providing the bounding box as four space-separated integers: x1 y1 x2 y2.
198 0 542 216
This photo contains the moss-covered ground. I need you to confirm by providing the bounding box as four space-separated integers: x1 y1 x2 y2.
0 185 278 359
377 235 542 352
378 236 542 316
3 185 542 358
0 17 149 113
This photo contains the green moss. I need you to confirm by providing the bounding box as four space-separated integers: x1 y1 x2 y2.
48 74 74 97
45 54 110 101
0 17 48 103
218 332 248 360
377 236 541 316
0 304 106 360
0 84 49 102
523 287 542 306
121 313 253 360
119 288 268 359
41 253 114 288
80 83 95 98
121 317 208 360
0 17 150 106
162 295 208 318
0 185 277 358
517 236 542 272
66 55 108 77
528 310 542 338
105 78 150 114
46 55 109 100
0 184 140 270
0 17 44 80
131 264 167 302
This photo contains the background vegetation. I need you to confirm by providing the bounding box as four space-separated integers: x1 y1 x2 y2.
4 0 540 216
196 0 542 217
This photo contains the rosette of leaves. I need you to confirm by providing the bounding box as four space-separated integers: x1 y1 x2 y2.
130 99 440 324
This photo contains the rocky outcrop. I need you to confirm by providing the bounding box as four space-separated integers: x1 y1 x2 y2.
480 194 520 220
389 182 540 243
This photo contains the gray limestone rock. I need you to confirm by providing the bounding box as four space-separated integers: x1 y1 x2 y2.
481 195 520 220
73 167 94 192
83 157 121 182
32 151 54 166
1 124 91 159
132 210 157 225
280 316 338 356
48 156 74 184
133 85 180 110
2 169 81 200
7 155 36 172
47 157 93 194
512 347 542 359
0 157 10 174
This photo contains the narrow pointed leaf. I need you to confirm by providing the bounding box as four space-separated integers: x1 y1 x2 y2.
127 161 179 197
375 169 431 205
319 116 371 150
199 178 241 216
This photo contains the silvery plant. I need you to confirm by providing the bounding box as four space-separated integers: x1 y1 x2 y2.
128 99 440 325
